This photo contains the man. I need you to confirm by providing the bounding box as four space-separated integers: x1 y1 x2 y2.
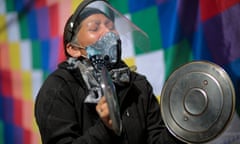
34 0 184 143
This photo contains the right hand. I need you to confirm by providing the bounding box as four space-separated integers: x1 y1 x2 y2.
96 96 113 130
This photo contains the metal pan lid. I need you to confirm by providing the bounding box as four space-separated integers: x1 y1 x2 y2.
160 61 235 143
100 66 122 135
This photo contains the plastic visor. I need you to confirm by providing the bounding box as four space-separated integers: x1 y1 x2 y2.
81 1 151 58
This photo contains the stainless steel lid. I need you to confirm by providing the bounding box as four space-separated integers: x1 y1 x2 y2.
160 61 235 143
100 66 122 135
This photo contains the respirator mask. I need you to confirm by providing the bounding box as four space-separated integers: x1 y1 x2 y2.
86 32 121 70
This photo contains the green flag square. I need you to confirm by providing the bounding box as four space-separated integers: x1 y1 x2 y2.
164 39 193 80
131 6 162 55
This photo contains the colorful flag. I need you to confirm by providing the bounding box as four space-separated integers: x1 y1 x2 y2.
0 0 239 143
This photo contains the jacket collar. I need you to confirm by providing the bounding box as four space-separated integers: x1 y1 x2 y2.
58 61 88 90
58 59 135 105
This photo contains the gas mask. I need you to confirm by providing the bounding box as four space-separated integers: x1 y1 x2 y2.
86 32 121 70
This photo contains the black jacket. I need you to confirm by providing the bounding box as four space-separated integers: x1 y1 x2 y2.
35 61 184 144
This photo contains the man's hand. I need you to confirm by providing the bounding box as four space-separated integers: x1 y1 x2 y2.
96 96 113 130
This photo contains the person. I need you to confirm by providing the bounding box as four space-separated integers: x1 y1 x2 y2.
34 0 185 143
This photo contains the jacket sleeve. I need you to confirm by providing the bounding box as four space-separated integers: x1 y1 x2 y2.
144 80 186 144
34 74 117 144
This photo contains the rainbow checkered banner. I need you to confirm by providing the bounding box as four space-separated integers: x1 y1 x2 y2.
0 0 239 143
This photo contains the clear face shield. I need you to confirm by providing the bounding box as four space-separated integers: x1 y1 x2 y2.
72 0 150 70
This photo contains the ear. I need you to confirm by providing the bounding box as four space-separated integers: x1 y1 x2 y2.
66 43 81 58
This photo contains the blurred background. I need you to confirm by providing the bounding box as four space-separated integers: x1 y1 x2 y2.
0 0 239 143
